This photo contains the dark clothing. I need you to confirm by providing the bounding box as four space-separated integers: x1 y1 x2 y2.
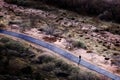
78 55 81 65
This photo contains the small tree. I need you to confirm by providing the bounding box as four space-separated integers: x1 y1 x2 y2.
72 40 87 49
39 16 56 36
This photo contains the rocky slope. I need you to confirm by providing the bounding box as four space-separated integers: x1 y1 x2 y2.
5 0 120 23
0 0 120 75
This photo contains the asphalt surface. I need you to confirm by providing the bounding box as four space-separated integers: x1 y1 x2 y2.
0 29 120 80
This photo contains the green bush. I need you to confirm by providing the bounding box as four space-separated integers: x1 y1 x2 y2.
0 37 10 43
72 40 87 49
69 71 100 80
41 62 55 72
38 55 55 64
54 59 74 74
0 37 102 80
5 41 25 53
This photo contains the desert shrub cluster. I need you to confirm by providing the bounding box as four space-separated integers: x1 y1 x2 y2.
4 0 32 6
72 40 87 49
39 0 120 23
5 0 120 23
0 36 101 80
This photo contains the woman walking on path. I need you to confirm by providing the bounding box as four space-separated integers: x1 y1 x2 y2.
78 55 81 65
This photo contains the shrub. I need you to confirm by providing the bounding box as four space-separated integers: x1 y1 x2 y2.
37 55 55 64
8 58 28 74
54 59 64 67
8 0 120 23
69 71 100 80
5 41 25 53
104 24 120 35
33 73 45 80
7 49 20 56
41 62 55 72
42 24 56 35
54 59 73 73
55 71 69 77
72 40 87 49
5 0 32 6
0 37 10 43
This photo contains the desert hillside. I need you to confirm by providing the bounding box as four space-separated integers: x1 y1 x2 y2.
0 0 120 80
5 0 120 23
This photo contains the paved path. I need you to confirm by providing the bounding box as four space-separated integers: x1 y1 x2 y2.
0 29 120 80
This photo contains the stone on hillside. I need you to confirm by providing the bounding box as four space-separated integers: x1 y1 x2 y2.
47 13 57 19
91 32 97 37
81 24 97 31
10 24 20 29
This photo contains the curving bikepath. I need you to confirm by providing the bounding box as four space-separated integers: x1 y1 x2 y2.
0 29 120 80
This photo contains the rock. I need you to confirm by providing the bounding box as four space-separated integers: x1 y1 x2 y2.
47 14 57 19
10 24 20 29
91 26 97 31
81 26 89 31
91 32 97 37
81 24 97 31
101 25 109 30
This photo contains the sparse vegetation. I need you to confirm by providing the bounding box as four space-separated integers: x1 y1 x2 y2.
4 0 33 7
42 24 56 35
4 0 120 23
104 23 120 35
72 40 87 49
